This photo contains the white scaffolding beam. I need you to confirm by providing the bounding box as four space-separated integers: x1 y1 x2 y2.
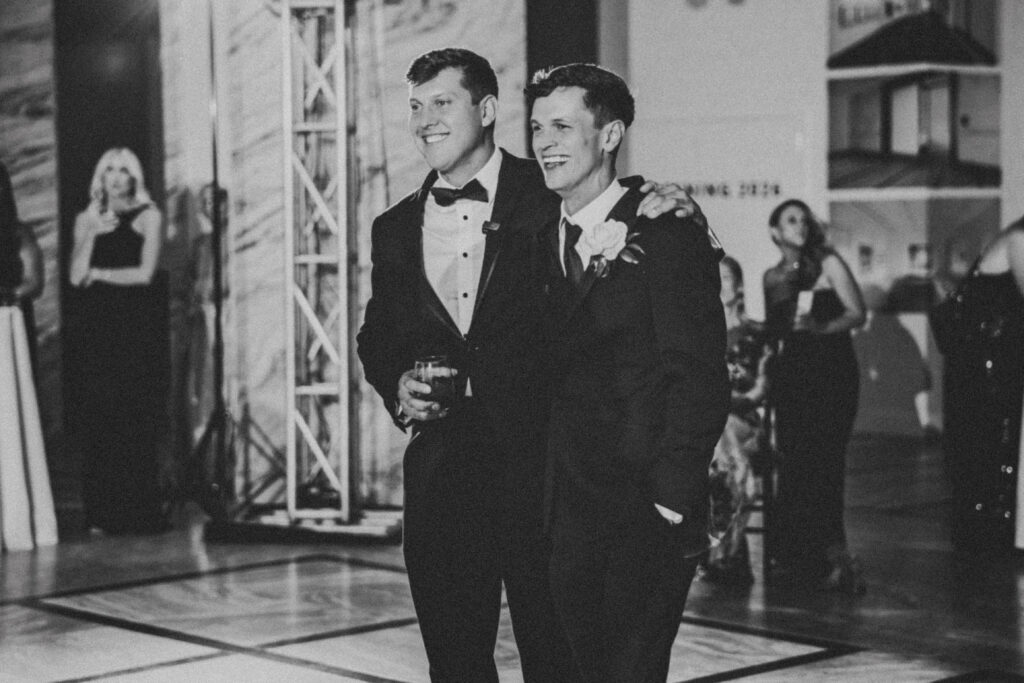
207 0 399 542
281 0 351 523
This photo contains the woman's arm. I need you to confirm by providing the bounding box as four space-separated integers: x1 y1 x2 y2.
814 253 866 334
69 212 98 286
89 207 163 286
15 223 43 300
1007 229 1024 297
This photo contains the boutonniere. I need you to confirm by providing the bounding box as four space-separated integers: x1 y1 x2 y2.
580 219 645 278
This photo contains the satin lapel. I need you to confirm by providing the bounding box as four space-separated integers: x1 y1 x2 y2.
547 215 561 276
403 179 463 340
471 151 520 323
574 262 600 303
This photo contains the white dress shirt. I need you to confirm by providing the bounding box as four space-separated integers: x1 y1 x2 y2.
422 149 501 335
558 179 628 275
421 149 501 399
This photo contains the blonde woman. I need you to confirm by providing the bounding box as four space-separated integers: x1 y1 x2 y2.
68 147 169 535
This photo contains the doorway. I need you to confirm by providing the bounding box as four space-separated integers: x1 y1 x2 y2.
54 0 164 517
54 0 164 280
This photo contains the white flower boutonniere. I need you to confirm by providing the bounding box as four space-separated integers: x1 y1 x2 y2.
580 219 645 278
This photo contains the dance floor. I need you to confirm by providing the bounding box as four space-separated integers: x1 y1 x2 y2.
0 551 960 682
2 434 1024 682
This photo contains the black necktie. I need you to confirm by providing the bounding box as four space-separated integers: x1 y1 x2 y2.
430 178 488 207
562 219 584 287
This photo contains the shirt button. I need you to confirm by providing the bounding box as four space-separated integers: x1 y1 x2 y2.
462 215 468 220
462 293 469 298
462 252 468 258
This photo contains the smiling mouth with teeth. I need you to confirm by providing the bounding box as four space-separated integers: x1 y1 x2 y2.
543 155 569 168
423 133 448 144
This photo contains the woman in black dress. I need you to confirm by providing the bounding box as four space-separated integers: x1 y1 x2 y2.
0 161 43 361
763 199 866 593
68 148 169 535
1 160 56 551
940 217 1024 552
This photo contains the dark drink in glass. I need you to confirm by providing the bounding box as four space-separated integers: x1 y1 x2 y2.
414 355 456 410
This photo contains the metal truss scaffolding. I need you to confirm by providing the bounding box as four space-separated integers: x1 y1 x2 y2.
280 0 353 528
205 0 399 543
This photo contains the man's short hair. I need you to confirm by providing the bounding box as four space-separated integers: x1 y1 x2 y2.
406 48 498 104
525 63 635 129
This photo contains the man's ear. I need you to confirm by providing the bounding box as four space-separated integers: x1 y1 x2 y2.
601 120 625 154
480 94 498 128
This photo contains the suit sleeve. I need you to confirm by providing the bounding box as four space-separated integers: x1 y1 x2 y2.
356 215 411 430
642 216 730 517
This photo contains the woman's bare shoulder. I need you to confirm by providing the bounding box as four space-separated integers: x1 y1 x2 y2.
977 227 1023 270
133 203 163 229
819 250 849 274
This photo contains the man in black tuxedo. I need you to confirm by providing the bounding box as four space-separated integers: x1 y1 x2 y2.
528 64 730 682
356 49 700 681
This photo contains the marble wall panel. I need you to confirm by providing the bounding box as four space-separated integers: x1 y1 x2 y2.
220 2 289 504
159 0 285 505
0 0 63 463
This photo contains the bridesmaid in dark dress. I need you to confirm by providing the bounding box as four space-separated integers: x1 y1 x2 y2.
0 161 44 361
763 199 866 593
68 148 169 535
941 217 1024 552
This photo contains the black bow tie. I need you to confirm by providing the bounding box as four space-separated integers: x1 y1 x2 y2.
430 179 488 207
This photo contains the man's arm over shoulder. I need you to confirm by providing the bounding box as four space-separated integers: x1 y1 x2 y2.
641 214 730 517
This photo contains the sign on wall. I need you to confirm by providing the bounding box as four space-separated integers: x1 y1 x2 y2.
634 114 809 319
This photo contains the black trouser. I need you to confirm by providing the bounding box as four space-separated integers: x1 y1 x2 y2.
402 402 576 682
548 479 700 683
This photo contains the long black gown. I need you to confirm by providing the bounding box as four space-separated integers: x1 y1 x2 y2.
0 163 21 299
766 275 860 579
71 205 170 534
0 162 37 371
942 234 1024 552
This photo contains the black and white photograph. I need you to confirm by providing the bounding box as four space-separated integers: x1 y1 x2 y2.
2 0 1024 681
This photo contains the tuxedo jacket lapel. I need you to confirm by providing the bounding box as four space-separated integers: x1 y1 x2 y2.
550 186 643 321
402 173 463 340
470 149 531 330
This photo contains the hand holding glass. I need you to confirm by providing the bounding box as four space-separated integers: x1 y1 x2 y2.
414 355 457 413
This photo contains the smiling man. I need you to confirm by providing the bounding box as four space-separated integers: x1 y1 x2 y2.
357 48 703 682
528 63 729 682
